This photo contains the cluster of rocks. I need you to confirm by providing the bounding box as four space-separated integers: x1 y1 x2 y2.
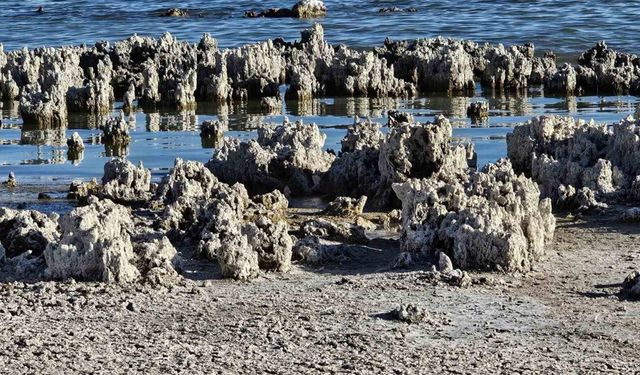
245 0 327 18
208 112 476 210
65 158 151 206
375 38 640 95
506 109 640 210
0 195 180 285
153 159 293 280
324 113 476 208
393 159 555 272
1 24 639 136
208 118 335 196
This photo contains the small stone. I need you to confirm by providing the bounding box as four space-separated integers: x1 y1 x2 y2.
438 252 454 273
125 302 137 312
3 172 17 188
37 193 52 200
390 304 429 324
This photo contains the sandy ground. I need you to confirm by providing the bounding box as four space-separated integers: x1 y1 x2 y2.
0 208 638 374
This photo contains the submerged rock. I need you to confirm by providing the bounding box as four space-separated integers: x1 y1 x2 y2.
245 0 326 18
467 101 489 118
200 120 227 148
66 132 85 152
101 111 131 145
160 8 189 17
378 7 418 13
292 0 327 18
393 159 555 272
3 172 17 188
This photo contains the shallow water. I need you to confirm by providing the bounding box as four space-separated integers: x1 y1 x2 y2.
2 1 639 55
1 93 638 187
1 1 640 211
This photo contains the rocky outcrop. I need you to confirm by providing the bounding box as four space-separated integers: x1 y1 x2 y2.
577 42 640 94
208 119 335 196
393 159 555 272
155 159 293 280
323 196 367 218
379 115 475 183
101 111 131 145
44 198 140 283
323 119 384 201
19 90 68 128
132 233 182 286
0 208 59 258
245 0 327 18
3 28 640 128
101 158 152 204
66 59 114 114
324 114 476 208
506 113 640 207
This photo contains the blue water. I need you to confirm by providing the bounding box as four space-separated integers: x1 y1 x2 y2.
1 1 638 54
1 0 639 209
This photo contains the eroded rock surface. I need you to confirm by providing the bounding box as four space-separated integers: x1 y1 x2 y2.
0 208 59 258
209 119 335 196
44 198 139 283
507 112 640 207
323 196 367 218
155 159 293 280
393 159 555 272
102 158 152 204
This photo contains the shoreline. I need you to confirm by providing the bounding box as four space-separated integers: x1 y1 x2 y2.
1 14 640 373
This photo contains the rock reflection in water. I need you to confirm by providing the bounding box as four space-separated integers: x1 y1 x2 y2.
19 147 66 165
146 111 198 132
104 142 129 158
20 125 65 146
67 150 84 165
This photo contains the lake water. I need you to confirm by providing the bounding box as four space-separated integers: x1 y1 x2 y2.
0 0 639 210
2 1 639 54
